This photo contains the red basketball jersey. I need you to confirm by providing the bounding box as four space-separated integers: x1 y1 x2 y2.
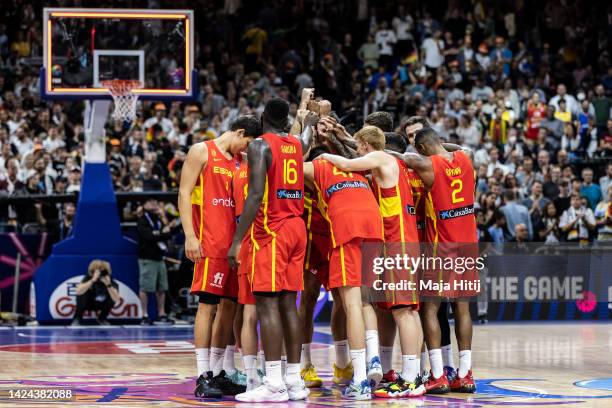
371 157 419 244
233 161 249 217
425 151 477 243
405 165 428 242
250 133 304 247
312 159 383 247
303 188 328 236
191 140 240 257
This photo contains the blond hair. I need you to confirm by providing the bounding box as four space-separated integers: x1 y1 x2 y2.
88 259 112 276
354 125 385 151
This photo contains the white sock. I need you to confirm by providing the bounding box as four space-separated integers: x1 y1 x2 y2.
258 350 266 374
265 361 283 386
286 363 301 384
243 354 258 383
223 345 236 375
301 343 311 369
429 349 443 378
281 355 287 377
350 349 367 383
195 348 210 376
458 350 472 378
420 351 428 373
210 347 225 376
334 340 350 369
442 344 455 369
401 355 418 383
365 330 379 362
380 346 394 373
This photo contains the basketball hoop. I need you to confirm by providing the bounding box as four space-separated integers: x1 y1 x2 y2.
102 80 142 122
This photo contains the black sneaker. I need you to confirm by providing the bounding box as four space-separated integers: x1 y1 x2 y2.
70 319 83 326
194 372 223 399
154 315 175 325
478 314 488 324
210 370 246 395
141 317 153 326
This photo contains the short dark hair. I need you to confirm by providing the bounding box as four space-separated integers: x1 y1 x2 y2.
364 111 393 132
504 189 516 201
263 98 290 130
384 132 407 153
402 116 431 133
307 145 329 161
414 127 440 146
230 115 262 138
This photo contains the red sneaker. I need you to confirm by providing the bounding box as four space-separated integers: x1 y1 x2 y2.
376 370 399 390
424 370 450 394
449 369 476 393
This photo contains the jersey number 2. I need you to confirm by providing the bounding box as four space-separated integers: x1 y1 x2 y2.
451 179 464 204
283 159 298 184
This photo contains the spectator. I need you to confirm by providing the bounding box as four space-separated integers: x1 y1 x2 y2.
536 202 561 243
144 104 173 134
421 30 444 71
549 84 579 116
539 105 564 146
598 163 612 199
579 168 602 210
487 211 506 244
594 185 612 241
509 223 530 243
357 34 380 70
72 260 120 326
374 21 396 69
501 189 533 241
137 199 174 325
560 192 596 243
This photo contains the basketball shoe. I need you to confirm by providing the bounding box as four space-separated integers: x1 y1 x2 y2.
424 370 450 394
235 378 289 402
449 369 476 393
194 372 222 399
343 379 372 400
210 370 246 395
373 376 426 398
376 369 399 391
301 363 323 388
332 362 353 385
444 366 457 383
286 377 310 400
366 356 383 387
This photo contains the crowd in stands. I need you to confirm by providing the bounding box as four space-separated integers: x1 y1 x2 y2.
0 0 610 243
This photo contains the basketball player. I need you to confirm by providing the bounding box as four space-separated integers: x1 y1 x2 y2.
393 127 477 393
227 98 317 402
303 148 384 399
179 116 260 398
403 117 459 382
321 126 426 398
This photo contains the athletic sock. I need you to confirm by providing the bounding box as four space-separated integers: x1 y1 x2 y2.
365 330 380 363
210 347 225 376
195 348 210 377
334 340 350 369
281 355 287 377
223 345 236 375
258 350 266 374
286 363 301 384
380 346 394 373
420 351 428 373
401 355 418 383
265 361 283 386
458 350 472 378
300 343 311 369
442 344 455 369
429 349 443 379
350 349 367 383
243 354 258 383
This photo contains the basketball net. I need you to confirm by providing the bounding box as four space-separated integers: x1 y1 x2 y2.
102 80 142 122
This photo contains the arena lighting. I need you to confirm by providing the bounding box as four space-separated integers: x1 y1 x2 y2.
46 10 191 95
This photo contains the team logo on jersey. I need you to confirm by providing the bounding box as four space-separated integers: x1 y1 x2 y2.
276 189 302 199
439 205 474 220
212 272 224 287
405 204 416 215
325 180 369 196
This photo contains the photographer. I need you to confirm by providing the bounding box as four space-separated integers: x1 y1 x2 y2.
72 260 120 326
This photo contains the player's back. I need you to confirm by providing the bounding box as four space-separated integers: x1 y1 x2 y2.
426 150 477 244
192 140 239 258
405 165 429 243
312 159 383 247
232 161 249 219
250 133 304 247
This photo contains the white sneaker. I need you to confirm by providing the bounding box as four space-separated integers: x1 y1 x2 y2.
234 378 288 402
286 378 309 400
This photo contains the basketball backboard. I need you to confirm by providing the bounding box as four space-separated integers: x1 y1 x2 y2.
42 8 196 101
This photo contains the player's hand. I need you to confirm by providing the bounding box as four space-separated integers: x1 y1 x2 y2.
100 275 111 285
300 88 315 106
303 111 320 128
92 269 101 282
319 100 332 116
185 236 202 263
227 241 241 269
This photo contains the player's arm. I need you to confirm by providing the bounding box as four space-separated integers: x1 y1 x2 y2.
227 139 270 268
290 88 314 135
389 150 435 187
295 111 319 157
303 161 315 190
320 150 385 172
327 133 358 158
178 143 208 263
442 142 474 162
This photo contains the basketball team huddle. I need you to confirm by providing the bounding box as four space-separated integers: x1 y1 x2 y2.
177 88 479 402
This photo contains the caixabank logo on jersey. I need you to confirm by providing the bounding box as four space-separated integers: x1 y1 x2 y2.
47 275 142 319
439 204 475 220
276 189 302 199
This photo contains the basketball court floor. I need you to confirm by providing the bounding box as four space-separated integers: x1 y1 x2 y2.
0 322 610 407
